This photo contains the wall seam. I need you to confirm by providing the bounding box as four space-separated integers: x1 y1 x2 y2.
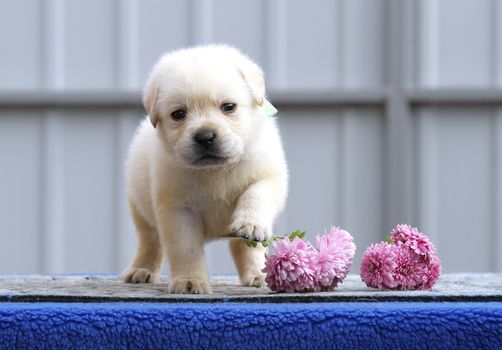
492 0 501 271
385 0 413 233
41 0 66 273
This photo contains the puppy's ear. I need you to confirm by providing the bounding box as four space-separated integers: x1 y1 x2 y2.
237 58 265 106
143 76 160 128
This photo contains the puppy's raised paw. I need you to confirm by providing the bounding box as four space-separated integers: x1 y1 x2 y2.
168 277 212 294
122 267 160 284
241 271 266 288
230 216 272 242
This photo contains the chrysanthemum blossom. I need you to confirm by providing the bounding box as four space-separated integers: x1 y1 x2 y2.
417 255 442 291
263 228 356 293
407 231 437 258
392 245 426 290
262 237 318 292
390 224 415 244
315 227 356 290
391 224 437 258
360 242 397 289
362 224 441 291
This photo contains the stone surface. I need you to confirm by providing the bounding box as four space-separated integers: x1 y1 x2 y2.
0 274 501 303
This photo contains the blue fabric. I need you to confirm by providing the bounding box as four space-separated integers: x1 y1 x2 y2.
0 302 501 349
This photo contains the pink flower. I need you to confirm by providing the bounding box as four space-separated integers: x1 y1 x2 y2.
390 224 415 244
262 227 356 292
360 242 397 289
408 232 437 258
262 237 318 292
417 255 442 291
392 245 426 290
391 224 437 258
362 224 441 291
315 227 356 290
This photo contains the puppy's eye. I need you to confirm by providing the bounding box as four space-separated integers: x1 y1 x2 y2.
221 103 237 113
171 109 187 121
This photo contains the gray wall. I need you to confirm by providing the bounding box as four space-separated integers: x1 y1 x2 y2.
0 0 501 275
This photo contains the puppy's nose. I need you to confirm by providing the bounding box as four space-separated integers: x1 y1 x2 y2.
194 129 217 146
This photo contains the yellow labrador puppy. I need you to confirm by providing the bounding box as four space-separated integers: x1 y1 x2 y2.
122 45 288 294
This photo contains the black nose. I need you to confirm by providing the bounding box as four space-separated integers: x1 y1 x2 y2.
194 129 217 146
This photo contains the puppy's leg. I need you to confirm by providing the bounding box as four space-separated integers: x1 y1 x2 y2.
229 238 266 287
161 208 211 294
122 202 164 283
230 178 285 242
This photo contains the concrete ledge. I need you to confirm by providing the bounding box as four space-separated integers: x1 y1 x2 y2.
0 273 500 303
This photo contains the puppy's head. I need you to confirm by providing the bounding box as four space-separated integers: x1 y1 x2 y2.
143 45 266 169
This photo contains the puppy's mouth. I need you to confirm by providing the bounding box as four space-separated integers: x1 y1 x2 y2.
192 153 229 167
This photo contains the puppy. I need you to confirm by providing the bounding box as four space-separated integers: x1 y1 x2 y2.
121 45 288 294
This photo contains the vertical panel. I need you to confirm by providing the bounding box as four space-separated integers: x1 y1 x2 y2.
404 0 420 87
385 0 417 237
285 0 340 89
496 0 502 87
43 0 65 89
0 112 42 272
191 0 213 44
415 107 440 246
42 112 66 273
117 0 140 90
435 0 491 86
64 0 117 89
266 0 288 90
63 112 117 272
494 110 502 271
137 0 191 87
438 109 493 271
417 108 493 272
417 0 439 86
342 0 385 87
115 112 143 272
0 1 42 89
279 109 340 241
341 109 385 270
211 0 266 67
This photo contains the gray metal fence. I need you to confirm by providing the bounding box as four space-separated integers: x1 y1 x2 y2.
0 0 501 275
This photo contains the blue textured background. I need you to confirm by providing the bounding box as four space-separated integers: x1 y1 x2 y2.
0 302 501 349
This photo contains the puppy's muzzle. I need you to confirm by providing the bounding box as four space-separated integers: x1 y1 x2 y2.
191 128 228 167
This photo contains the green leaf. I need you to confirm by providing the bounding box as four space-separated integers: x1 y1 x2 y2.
385 235 393 244
245 240 258 248
241 229 307 248
289 230 306 240
262 99 278 118
261 235 277 248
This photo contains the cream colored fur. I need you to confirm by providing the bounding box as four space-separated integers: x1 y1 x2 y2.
122 45 288 294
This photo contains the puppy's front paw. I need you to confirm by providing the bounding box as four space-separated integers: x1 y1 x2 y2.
241 271 266 288
122 267 160 284
168 277 212 294
230 215 272 242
